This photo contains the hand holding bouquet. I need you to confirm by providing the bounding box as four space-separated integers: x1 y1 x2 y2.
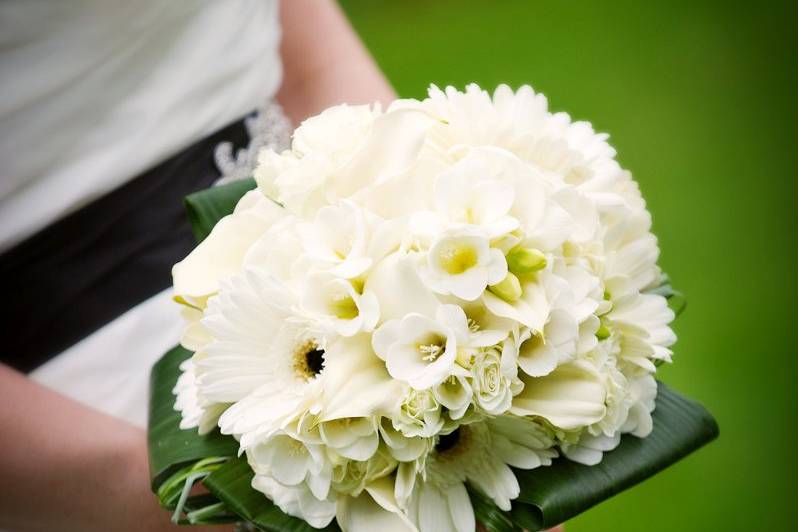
149 85 717 531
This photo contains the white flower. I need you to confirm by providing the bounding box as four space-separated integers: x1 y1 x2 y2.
403 417 556 532
421 229 507 301
336 476 418 532
620 373 658 437
197 270 301 406
412 149 519 238
482 273 549 332
561 432 622 466
608 292 676 370
172 189 285 301
251 473 337 529
365 251 441 322
379 418 433 461
372 305 471 389
470 344 520 416
301 272 379 336
171 83 679 532
512 359 607 430
299 201 375 279
331 447 397 497
392 388 443 438
318 417 380 461
432 374 472 421
172 358 226 434
255 104 379 215
248 433 332 496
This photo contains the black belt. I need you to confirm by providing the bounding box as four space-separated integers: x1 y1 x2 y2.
0 118 250 372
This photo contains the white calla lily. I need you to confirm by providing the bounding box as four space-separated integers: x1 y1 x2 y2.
512 359 607 429
172 190 284 299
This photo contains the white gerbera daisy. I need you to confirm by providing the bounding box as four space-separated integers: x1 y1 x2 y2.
402 416 556 532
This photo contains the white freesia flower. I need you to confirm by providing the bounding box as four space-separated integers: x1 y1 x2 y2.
372 304 472 389
432 374 472 421
421 229 507 301
482 273 549 332
171 83 679 532
301 272 379 336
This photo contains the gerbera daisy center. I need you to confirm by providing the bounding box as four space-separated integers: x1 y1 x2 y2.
293 340 325 380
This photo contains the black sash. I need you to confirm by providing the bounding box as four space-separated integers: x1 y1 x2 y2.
0 118 250 372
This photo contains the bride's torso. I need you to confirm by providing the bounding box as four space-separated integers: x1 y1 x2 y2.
0 0 282 251
0 0 282 426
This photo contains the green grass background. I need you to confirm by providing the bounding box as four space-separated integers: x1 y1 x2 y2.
339 1 797 530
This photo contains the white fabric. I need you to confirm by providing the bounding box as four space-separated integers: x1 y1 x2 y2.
30 290 183 428
0 0 282 252
3 0 283 427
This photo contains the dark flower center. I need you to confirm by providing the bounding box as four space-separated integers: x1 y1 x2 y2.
436 428 461 453
305 348 325 376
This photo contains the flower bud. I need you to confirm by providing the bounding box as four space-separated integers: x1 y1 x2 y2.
489 272 522 302
506 247 547 275
595 322 611 340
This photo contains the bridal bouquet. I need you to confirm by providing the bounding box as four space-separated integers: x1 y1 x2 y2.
148 85 717 531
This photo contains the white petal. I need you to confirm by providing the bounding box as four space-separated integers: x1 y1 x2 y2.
418 483 457 532
511 360 607 429
172 210 269 298
444 483 475 532
365 252 440 322
337 488 417 532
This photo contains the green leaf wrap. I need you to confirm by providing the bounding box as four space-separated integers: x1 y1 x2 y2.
184 177 257 242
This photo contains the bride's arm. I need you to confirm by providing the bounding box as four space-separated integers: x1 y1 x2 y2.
276 0 396 125
0 364 231 532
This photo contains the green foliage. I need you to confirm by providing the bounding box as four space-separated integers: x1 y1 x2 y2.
184 178 257 242
148 346 238 491
511 383 718 530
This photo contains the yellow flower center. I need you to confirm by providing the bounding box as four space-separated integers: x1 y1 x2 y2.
330 293 359 320
438 242 478 275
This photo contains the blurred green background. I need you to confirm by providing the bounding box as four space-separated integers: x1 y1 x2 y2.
339 1 797 530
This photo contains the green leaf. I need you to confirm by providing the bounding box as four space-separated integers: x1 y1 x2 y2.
469 487 521 532
509 382 719 531
204 457 342 532
184 178 257 242
147 346 238 492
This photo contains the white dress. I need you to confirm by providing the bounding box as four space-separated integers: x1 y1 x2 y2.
0 0 283 427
